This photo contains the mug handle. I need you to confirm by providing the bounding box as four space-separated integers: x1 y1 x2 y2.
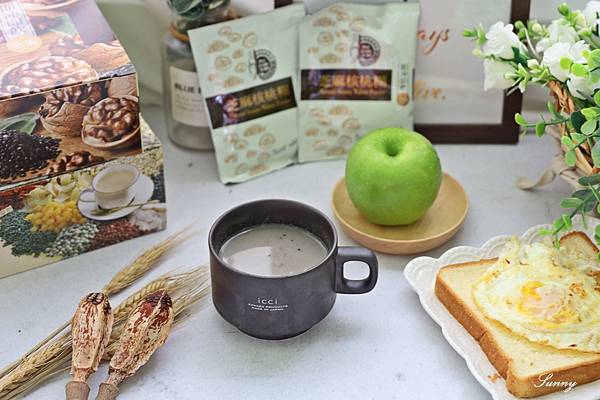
334 247 378 294
79 188 96 203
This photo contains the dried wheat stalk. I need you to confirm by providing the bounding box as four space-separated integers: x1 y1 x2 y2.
101 228 194 295
0 226 193 383
0 266 209 399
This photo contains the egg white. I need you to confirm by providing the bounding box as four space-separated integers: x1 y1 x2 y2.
473 238 600 353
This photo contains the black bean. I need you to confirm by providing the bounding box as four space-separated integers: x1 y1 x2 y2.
0 130 60 180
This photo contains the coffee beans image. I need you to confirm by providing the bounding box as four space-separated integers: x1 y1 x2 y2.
0 130 61 181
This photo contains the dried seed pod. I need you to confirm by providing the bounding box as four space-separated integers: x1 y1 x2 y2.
95 291 173 400
66 293 113 400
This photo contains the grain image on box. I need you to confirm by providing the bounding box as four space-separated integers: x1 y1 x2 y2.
0 118 167 279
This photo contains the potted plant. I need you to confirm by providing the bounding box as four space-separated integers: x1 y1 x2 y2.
466 1 600 245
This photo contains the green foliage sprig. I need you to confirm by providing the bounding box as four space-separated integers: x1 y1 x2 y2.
515 95 600 168
168 0 228 20
466 2 600 248
539 174 600 250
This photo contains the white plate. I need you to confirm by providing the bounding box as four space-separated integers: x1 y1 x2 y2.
404 216 600 400
78 174 154 221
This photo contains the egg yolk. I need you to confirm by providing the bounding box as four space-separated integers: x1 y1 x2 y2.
518 281 573 326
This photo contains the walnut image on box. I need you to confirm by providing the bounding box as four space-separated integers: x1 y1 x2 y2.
0 118 167 279
0 0 140 188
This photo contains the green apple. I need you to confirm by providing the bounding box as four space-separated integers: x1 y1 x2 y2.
345 127 442 226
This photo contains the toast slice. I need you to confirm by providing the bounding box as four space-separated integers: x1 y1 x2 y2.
435 232 600 398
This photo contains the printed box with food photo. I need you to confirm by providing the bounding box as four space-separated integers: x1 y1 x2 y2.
0 118 166 279
0 0 140 188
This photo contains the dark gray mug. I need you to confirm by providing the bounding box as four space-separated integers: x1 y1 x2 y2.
209 199 378 340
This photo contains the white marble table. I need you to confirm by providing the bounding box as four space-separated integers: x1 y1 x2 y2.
0 106 572 399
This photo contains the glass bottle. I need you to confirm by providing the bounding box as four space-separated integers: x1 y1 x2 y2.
161 3 229 150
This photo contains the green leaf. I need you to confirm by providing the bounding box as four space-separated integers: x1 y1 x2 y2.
0 113 38 135
538 228 554 236
566 149 577 167
572 189 597 212
560 197 584 208
572 132 586 143
592 141 600 167
562 214 573 229
581 107 600 119
571 111 586 132
463 29 476 38
590 69 600 84
578 174 600 185
581 119 598 135
553 217 564 230
512 47 527 65
594 91 600 106
548 101 562 119
515 113 528 126
169 0 218 20
562 136 575 149
588 49 600 69
535 122 546 137
595 224 600 238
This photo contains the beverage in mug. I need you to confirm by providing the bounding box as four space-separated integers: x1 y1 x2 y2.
219 224 329 277
209 199 378 340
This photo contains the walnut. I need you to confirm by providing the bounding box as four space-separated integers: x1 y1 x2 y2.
49 36 130 74
49 35 86 57
39 83 104 136
107 75 137 97
82 96 139 145
46 151 104 174
76 41 130 73
0 56 97 97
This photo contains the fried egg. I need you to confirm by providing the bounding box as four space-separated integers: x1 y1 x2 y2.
473 238 600 353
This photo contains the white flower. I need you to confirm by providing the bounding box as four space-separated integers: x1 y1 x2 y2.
542 42 571 81
527 59 540 69
542 40 589 82
483 22 522 59
536 20 579 52
483 59 515 91
570 40 590 62
472 48 484 58
567 75 600 99
584 1 600 28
